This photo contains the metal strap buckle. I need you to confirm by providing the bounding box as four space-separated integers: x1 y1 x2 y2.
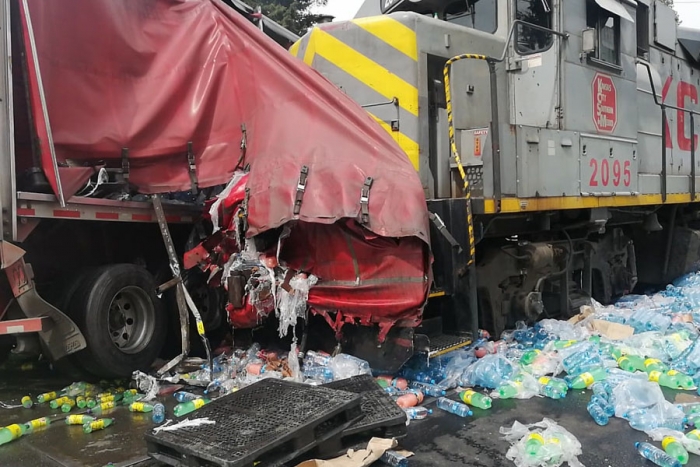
186 141 199 195
294 166 309 216
121 147 130 184
360 177 374 224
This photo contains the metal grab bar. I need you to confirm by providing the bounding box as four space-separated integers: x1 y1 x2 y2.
637 59 699 201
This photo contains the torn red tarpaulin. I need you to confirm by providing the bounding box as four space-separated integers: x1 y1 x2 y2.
22 0 428 246
24 0 432 329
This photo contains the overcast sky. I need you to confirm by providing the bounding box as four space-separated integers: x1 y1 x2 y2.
314 0 700 29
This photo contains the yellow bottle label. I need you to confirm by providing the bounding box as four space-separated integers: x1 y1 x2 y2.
90 420 105 430
461 390 475 404
124 389 138 396
99 401 116 411
193 399 206 409
538 377 551 385
21 396 31 404
581 373 594 387
645 358 661 367
549 437 560 444
41 392 57 401
67 415 87 425
131 402 145 412
6 424 22 438
100 395 115 403
688 430 700 439
649 371 661 382
617 356 628 365
197 321 205 335
52 397 68 407
29 418 47 429
668 370 679 376
528 433 544 444
662 436 678 450
63 399 76 407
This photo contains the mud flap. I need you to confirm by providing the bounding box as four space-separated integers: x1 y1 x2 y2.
1 241 86 360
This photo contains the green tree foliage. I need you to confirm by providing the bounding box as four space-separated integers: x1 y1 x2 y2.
255 0 328 36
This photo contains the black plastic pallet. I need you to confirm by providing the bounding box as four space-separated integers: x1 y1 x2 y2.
145 379 363 467
312 375 407 457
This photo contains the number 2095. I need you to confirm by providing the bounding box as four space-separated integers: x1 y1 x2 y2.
589 159 631 187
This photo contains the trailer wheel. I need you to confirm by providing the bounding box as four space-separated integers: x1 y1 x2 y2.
69 264 166 378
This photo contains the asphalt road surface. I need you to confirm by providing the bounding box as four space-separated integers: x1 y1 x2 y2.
1 364 700 467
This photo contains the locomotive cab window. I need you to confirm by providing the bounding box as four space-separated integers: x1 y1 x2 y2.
515 0 553 55
586 0 625 68
444 0 497 34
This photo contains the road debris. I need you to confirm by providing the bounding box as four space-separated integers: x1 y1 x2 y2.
500 418 584 467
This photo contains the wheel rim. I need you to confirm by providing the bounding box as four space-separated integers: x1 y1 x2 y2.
108 286 155 354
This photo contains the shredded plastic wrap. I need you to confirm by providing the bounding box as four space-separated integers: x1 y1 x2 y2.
500 418 584 467
461 354 518 389
277 274 318 337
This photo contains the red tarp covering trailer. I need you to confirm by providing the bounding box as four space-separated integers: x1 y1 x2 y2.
22 0 431 338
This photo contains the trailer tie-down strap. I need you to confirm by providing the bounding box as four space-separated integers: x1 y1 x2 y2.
293 166 309 216
186 141 199 195
359 177 373 225
429 212 463 254
121 147 130 184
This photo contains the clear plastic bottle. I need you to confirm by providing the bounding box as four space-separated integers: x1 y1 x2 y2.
173 391 199 403
436 397 473 417
410 381 446 397
129 402 154 413
667 370 694 390
662 436 689 465
586 402 609 426
635 442 682 467
645 358 669 374
173 398 210 417
617 355 645 372
567 367 608 389
25 417 50 433
520 349 541 365
303 366 334 382
525 432 545 457
537 377 568 400
379 449 408 467
0 424 26 445
459 389 492 409
152 403 166 424
591 381 613 397
403 407 432 420
83 418 114 434
589 395 615 417
65 415 95 425
649 371 681 389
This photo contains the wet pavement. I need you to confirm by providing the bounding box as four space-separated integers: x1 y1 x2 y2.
2 365 700 466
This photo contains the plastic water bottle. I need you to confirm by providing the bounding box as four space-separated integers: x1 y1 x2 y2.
174 398 210 417
567 367 608 389
65 415 95 425
83 418 114 434
687 429 700 441
21 396 33 409
129 402 154 413
0 424 26 445
404 407 432 420
459 389 492 409
400 368 435 384
88 400 116 414
25 417 50 432
617 355 645 372
635 442 682 467
303 366 334 382
649 371 682 389
49 396 71 409
37 391 58 404
376 375 409 390
395 391 424 408
591 381 613 397
437 397 473 417
537 377 568 399
410 381 446 397
61 398 76 413
667 370 694 390
520 349 540 365
645 358 669 373
629 415 686 432
590 395 615 417
152 403 166 424
379 449 408 467
497 380 524 399
662 436 689 464
587 401 609 426
525 432 544 457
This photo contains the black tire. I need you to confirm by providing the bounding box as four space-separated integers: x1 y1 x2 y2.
68 264 166 378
